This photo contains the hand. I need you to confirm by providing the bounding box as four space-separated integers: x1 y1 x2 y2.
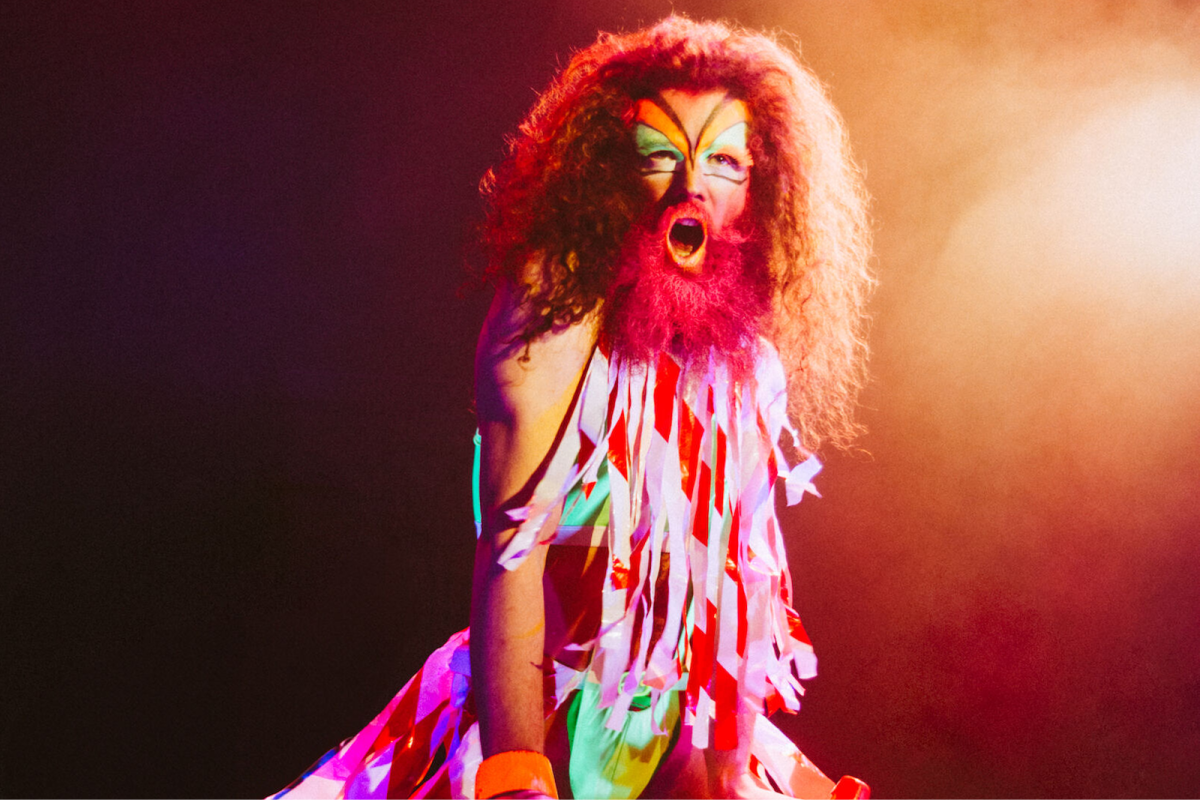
727 769 871 800
728 769 865 799
724 769 793 799
708 747 791 799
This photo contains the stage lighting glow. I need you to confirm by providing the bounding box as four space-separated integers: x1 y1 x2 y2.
1043 84 1200 284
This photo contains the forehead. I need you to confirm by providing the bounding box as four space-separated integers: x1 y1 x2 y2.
636 88 749 145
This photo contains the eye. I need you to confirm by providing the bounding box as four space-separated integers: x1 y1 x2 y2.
634 123 684 174
641 150 683 175
703 150 749 182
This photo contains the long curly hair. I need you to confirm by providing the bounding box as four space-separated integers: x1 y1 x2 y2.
480 16 874 453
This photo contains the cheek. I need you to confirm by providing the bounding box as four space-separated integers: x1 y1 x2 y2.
716 181 749 226
640 174 671 203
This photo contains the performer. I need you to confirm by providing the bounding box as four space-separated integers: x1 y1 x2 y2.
274 16 873 800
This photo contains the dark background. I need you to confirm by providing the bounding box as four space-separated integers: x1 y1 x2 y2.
5 1 1200 797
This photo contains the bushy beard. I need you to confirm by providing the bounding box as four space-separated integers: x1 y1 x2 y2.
604 201 771 379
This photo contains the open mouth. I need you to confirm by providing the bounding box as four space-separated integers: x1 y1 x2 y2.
665 216 707 273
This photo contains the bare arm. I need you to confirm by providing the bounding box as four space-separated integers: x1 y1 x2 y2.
471 278 595 758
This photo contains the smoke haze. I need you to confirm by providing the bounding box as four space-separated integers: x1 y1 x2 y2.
5 1 1199 797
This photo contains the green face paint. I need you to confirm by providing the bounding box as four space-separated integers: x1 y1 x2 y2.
698 121 750 184
635 123 685 175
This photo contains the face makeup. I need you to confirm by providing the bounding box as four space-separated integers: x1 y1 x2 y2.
633 90 752 273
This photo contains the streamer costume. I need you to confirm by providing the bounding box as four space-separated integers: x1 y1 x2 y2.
274 14 873 799
275 344 835 799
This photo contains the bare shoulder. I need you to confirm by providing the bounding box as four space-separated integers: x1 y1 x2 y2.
474 275 597 526
474 276 597 427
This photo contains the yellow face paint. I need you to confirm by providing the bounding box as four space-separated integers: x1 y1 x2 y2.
633 99 690 159
695 99 749 156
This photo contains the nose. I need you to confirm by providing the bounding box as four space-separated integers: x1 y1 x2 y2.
683 161 706 200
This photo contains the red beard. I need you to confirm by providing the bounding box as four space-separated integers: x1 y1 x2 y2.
604 201 770 377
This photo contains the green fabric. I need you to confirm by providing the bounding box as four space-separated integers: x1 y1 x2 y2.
565 681 681 800
560 458 611 528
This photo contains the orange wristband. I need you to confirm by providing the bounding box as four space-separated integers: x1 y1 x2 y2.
475 750 558 799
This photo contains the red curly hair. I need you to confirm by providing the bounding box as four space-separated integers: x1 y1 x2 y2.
480 16 874 453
